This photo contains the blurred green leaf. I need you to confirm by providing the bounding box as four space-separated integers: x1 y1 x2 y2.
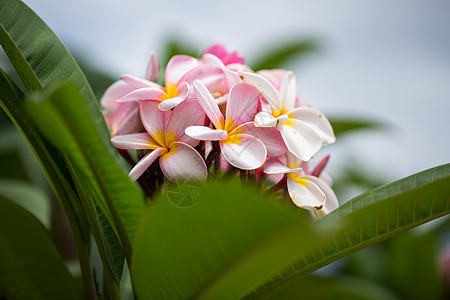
0 0 114 158
131 179 316 300
246 164 449 299
266 274 398 300
329 118 385 138
0 179 50 229
74 55 115 100
249 39 318 71
27 81 144 261
0 193 81 300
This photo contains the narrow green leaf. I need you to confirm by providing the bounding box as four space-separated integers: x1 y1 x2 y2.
0 0 114 157
0 193 81 300
329 118 385 137
249 39 318 71
246 164 450 299
131 179 316 300
27 81 144 259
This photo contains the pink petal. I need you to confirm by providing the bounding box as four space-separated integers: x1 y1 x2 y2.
157 81 189 111
238 71 281 111
279 119 322 161
225 83 260 132
159 142 207 183
220 133 267 170
256 69 287 90
165 55 199 85
288 107 336 144
117 87 165 103
231 122 287 157
279 71 296 111
121 74 159 89
185 126 228 141
287 177 326 210
140 101 171 146
180 64 224 92
264 157 298 174
111 102 139 136
129 147 166 181
193 80 225 129
111 132 160 150
145 51 159 82
101 80 133 111
165 99 206 146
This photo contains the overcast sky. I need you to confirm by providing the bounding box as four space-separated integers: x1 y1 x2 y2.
22 0 450 198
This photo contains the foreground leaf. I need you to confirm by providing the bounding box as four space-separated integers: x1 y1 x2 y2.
247 164 450 299
27 82 144 259
0 193 81 300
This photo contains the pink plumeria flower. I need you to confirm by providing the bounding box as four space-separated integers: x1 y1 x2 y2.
264 153 338 218
111 99 207 182
239 70 335 161
202 43 245 65
185 80 270 170
118 54 224 111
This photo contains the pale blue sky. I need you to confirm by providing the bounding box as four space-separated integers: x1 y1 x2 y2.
22 0 450 198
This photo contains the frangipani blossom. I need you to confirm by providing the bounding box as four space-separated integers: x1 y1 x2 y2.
118 54 224 111
264 153 338 217
239 70 335 161
111 99 207 182
202 43 245 65
186 80 273 170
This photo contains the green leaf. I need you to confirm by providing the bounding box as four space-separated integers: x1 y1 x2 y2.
265 275 399 300
27 81 144 259
0 193 81 300
329 118 384 138
249 39 318 71
247 164 450 299
131 179 316 300
0 0 113 157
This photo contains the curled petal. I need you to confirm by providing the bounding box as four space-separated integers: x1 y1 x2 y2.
287 177 326 210
254 111 278 127
185 126 228 141
220 134 267 170
225 84 260 132
305 176 339 214
160 142 207 183
140 101 171 146
279 71 296 111
238 71 280 111
158 81 190 111
279 119 322 161
129 147 167 181
193 80 225 129
264 157 301 174
288 107 336 144
165 55 199 85
111 132 159 150
165 99 206 146
145 51 159 82
118 87 165 102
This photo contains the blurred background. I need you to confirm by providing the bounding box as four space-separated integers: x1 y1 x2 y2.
1 0 449 299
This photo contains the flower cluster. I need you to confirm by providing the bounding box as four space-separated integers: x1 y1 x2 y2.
102 43 338 217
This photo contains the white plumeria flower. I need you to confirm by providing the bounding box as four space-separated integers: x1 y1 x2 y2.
264 153 339 218
239 70 335 161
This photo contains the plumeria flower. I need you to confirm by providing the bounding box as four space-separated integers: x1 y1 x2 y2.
239 70 335 161
118 54 224 111
185 80 270 170
111 99 207 182
202 43 245 65
264 153 338 218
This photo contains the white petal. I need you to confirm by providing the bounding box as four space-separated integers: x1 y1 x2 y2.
287 177 326 210
288 107 336 144
254 111 277 127
129 147 166 181
279 71 296 111
220 134 267 170
305 176 339 214
278 119 322 161
264 157 301 175
238 71 281 111
185 126 228 141
160 142 207 183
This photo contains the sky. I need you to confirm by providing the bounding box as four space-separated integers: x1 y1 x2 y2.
19 0 450 198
